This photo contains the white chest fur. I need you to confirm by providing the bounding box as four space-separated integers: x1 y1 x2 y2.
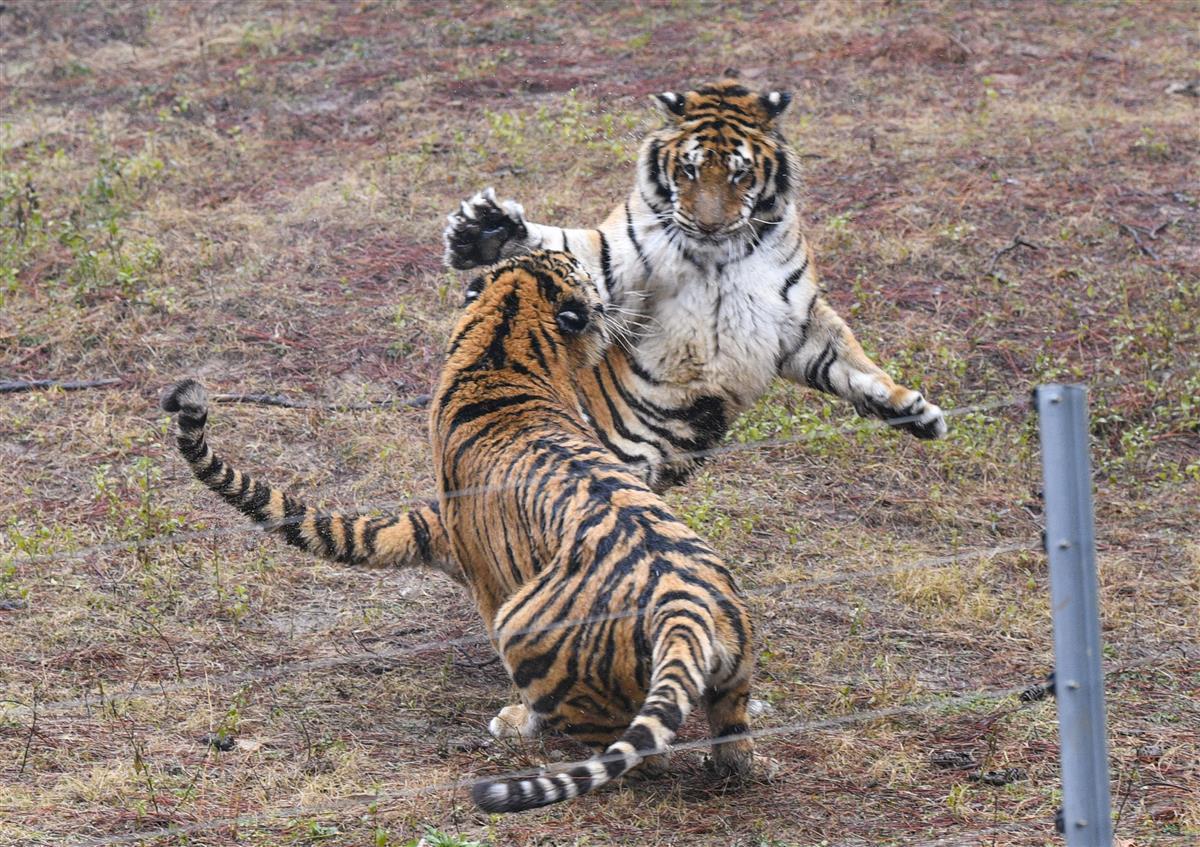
628 242 802 412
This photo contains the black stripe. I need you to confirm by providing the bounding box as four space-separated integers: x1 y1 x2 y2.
623 354 663 386
624 199 651 277
178 411 208 431
408 509 433 563
774 150 792 197
179 434 206 464
280 496 307 547
642 700 684 731
195 453 222 483
623 723 655 755
314 515 337 556
598 231 613 293
779 253 809 300
243 480 271 520
645 141 673 206
805 341 834 390
448 392 542 430
818 345 838 393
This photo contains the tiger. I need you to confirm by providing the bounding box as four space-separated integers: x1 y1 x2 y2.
431 250 755 811
160 78 947 586
163 250 757 813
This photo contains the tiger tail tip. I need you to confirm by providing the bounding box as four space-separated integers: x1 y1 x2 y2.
161 379 209 424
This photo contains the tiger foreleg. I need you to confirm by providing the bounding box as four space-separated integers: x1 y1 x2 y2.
488 703 543 740
780 297 947 440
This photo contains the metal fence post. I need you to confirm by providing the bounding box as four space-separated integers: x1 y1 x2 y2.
1037 384 1113 846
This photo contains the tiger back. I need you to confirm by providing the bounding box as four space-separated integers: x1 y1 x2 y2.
432 250 756 812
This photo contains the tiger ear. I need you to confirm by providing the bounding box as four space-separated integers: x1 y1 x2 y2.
463 275 487 305
651 91 687 119
760 90 792 121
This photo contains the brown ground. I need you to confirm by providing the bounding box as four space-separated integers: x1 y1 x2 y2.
1 2 1197 845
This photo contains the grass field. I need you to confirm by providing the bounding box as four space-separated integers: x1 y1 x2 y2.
1 2 1197 845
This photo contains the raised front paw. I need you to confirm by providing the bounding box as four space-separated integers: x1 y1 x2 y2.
443 187 527 270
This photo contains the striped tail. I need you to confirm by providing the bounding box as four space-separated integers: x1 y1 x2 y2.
472 624 704 813
160 379 462 583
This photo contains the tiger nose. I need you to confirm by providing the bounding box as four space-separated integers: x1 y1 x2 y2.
693 193 725 233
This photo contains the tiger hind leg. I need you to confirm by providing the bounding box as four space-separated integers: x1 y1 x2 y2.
703 674 755 780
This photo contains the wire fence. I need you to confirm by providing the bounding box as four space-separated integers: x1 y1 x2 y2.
5 363 1191 572
45 685 1031 847
3 387 1035 569
5 540 1036 718
41 646 1197 847
4 368 1198 845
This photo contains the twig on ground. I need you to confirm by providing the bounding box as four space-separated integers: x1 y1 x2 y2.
453 644 501 669
19 688 37 775
1148 217 1179 239
1110 218 1178 260
210 392 431 411
0 378 122 394
987 232 1042 278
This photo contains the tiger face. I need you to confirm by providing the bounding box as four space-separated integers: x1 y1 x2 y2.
643 79 794 243
462 251 611 369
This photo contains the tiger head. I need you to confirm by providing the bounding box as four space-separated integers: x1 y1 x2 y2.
641 79 795 243
461 250 611 370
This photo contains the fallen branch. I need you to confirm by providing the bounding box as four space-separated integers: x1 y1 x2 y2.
1111 220 1158 260
210 392 431 411
1148 217 1179 239
987 233 1042 277
0 378 121 394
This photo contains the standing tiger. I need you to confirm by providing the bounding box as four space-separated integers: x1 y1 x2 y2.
163 251 757 812
433 251 755 811
161 78 945 584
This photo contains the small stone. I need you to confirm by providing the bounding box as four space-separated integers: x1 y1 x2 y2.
747 698 775 718
444 737 485 755
930 750 977 770
1136 744 1164 762
970 767 1027 786
201 732 235 752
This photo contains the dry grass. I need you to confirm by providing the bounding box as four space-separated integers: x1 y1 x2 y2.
2 1 1198 845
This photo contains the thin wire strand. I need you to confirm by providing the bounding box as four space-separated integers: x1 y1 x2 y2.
4 390 1031 569
11 360 1195 572
56 684 1028 847
44 648 1196 847
3 542 1037 717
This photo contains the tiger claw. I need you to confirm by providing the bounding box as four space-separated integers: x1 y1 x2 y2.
443 188 529 270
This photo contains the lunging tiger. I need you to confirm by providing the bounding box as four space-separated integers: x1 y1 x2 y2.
164 251 757 812
161 78 946 585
